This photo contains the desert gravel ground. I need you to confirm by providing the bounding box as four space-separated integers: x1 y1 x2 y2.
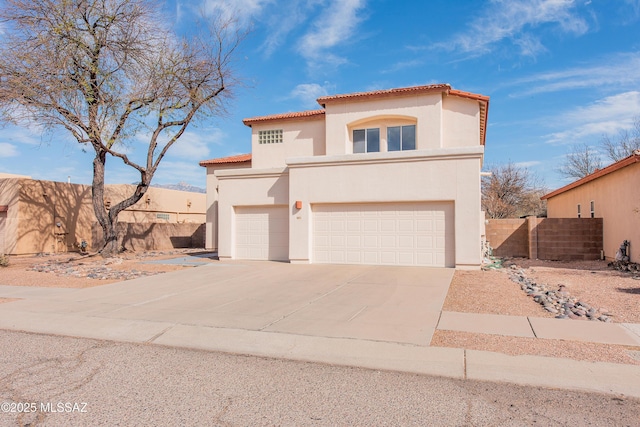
0 250 214 288
514 259 640 323
436 260 640 365
2 330 639 427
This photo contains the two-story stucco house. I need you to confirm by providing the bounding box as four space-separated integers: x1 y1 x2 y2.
199 84 489 269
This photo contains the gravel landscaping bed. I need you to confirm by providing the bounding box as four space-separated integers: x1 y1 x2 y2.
431 330 640 366
0 249 215 288
437 258 640 365
508 258 640 324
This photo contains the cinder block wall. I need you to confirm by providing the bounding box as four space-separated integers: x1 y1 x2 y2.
485 219 528 257
486 218 603 260
536 218 603 261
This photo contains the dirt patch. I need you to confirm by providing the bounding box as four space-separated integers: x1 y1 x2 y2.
0 250 216 288
431 330 640 366
443 269 556 318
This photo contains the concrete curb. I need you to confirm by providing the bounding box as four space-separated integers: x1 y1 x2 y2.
2 311 640 398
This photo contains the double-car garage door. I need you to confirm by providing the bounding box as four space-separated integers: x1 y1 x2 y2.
234 202 454 267
313 202 454 267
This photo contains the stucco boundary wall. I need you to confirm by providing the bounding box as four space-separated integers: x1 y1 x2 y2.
486 217 603 261
92 222 205 252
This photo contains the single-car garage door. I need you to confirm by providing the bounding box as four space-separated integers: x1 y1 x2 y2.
235 206 289 261
313 202 454 267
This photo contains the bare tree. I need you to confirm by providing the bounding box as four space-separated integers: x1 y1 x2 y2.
601 116 640 162
557 143 602 180
482 162 547 219
0 0 242 256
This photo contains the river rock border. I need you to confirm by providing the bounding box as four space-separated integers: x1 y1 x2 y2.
506 266 612 322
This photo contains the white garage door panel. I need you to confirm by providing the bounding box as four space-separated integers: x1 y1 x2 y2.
235 206 288 261
313 202 454 267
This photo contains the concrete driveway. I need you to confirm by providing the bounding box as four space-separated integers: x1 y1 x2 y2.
0 261 453 346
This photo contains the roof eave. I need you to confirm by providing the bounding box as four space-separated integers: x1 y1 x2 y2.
541 153 640 200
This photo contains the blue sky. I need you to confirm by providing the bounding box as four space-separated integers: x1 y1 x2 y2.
1 0 639 190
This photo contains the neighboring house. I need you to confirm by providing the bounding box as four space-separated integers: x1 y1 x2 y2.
542 151 640 264
0 176 206 255
200 84 489 269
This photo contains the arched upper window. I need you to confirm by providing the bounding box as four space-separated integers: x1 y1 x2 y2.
348 115 417 154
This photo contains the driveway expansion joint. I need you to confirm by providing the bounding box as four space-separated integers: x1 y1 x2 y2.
146 325 176 343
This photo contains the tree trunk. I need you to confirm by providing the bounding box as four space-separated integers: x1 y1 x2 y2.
91 149 150 257
92 151 119 257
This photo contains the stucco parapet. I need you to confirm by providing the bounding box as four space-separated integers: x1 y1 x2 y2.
286 146 484 168
215 167 288 180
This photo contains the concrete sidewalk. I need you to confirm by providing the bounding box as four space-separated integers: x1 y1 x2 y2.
437 311 640 346
0 261 640 399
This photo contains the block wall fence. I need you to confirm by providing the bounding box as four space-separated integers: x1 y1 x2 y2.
486 217 603 261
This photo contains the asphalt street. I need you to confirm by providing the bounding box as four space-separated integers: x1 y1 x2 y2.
0 330 638 426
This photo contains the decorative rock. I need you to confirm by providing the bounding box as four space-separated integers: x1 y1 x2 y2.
507 265 614 323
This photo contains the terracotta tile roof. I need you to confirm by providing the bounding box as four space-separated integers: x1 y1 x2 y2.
316 83 452 105
199 153 252 167
541 151 640 200
242 109 325 126
240 84 489 146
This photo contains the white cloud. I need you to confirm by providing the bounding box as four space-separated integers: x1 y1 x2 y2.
297 0 367 68
201 0 274 27
514 160 542 168
0 142 19 157
289 82 333 108
507 52 640 96
133 128 224 161
545 91 640 144
380 60 424 75
435 0 589 58
259 0 316 56
153 160 207 187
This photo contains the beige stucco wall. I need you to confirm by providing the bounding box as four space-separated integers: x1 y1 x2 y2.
204 162 252 250
546 162 640 263
442 95 481 148
0 178 206 255
216 168 289 259
250 118 325 169
104 185 205 224
287 147 483 268
211 90 486 268
323 93 444 156
0 178 94 254
0 178 22 254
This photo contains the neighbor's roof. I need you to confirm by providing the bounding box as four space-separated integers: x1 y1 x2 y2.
541 151 640 200
241 84 490 145
199 153 252 167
